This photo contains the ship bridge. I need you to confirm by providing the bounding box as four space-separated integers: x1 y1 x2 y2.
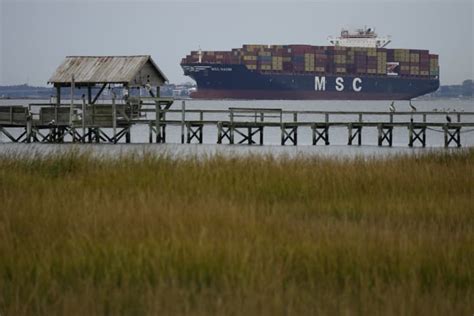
328 27 391 48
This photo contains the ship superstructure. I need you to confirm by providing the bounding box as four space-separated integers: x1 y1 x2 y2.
327 27 391 48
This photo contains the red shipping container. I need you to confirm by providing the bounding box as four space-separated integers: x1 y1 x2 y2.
289 45 311 54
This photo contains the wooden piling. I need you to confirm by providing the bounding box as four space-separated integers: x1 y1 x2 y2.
112 95 117 143
217 122 222 144
149 121 153 143
125 127 131 143
69 74 75 141
181 101 185 144
155 103 161 143
230 111 235 145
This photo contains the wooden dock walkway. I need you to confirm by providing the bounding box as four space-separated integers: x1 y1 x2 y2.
1 98 473 148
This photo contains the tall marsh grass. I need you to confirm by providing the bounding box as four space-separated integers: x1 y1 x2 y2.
0 149 473 315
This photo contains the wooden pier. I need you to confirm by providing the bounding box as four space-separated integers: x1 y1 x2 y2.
2 55 472 148
1 99 473 148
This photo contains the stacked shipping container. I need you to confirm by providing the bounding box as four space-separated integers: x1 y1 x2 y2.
430 55 439 76
181 45 439 78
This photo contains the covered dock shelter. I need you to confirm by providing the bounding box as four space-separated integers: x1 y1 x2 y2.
48 55 169 105
5 55 175 143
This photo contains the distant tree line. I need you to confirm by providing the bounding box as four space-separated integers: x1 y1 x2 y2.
430 80 473 98
0 83 196 100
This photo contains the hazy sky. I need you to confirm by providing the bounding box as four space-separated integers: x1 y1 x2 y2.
1 0 473 86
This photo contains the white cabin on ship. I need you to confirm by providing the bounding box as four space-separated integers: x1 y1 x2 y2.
328 27 391 48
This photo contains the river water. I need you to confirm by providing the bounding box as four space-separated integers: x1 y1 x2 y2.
1 98 473 158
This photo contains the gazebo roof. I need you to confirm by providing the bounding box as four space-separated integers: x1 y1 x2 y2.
48 55 168 86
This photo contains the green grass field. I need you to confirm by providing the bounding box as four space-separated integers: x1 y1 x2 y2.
0 149 473 315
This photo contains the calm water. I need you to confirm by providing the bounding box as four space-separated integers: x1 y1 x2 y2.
1 98 473 158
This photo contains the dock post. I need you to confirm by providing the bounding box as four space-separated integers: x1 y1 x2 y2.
181 101 185 144
26 120 32 143
149 121 153 143
457 128 461 147
229 111 234 145
125 127 131 143
217 122 222 144
444 125 448 148
87 86 92 105
87 129 92 143
423 114 427 146
26 106 32 143
324 126 329 145
112 95 117 143
280 124 284 146
422 128 426 147
162 110 166 143
348 123 353 145
378 124 382 146
69 74 75 143
293 113 298 145
82 96 86 143
56 86 61 106
199 112 203 143
358 114 363 145
95 128 100 143
186 122 191 143
69 76 75 118
155 103 160 143
325 114 330 145
408 123 413 147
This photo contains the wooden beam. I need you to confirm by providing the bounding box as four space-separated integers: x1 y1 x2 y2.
91 84 107 105
87 86 92 104
56 86 61 106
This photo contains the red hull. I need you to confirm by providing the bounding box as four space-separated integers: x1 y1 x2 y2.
191 89 413 100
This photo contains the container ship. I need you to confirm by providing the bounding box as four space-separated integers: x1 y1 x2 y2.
181 28 440 100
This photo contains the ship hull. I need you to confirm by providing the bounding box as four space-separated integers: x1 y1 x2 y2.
182 64 439 100
191 89 415 100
